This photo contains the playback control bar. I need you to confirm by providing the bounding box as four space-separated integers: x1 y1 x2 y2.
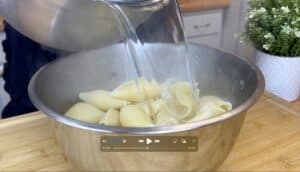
100 136 198 152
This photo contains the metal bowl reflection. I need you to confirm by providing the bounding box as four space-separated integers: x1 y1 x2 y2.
29 43 264 171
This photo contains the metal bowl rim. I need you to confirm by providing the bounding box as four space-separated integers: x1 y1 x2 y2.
28 43 265 134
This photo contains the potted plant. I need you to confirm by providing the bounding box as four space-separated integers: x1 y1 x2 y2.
242 0 300 101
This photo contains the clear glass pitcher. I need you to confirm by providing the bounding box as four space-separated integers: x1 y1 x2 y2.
105 0 191 82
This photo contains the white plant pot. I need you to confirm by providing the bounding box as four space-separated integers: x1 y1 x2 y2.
255 51 300 101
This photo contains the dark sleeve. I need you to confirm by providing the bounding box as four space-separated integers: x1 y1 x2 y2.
1 22 58 118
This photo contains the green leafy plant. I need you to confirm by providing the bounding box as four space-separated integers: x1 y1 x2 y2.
243 0 300 57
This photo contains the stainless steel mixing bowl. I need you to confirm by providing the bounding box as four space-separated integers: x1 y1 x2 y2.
28 43 264 171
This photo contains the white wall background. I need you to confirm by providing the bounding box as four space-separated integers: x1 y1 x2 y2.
222 0 256 62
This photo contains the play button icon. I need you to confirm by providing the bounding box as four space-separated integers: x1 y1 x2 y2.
146 138 153 145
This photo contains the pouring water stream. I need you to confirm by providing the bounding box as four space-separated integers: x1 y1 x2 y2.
95 0 198 106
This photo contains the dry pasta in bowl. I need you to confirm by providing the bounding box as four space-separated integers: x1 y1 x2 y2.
65 77 232 127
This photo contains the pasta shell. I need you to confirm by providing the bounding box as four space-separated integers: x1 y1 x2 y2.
171 82 196 120
111 78 161 103
137 102 152 117
190 96 232 122
145 99 165 122
65 103 105 123
120 104 154 127
155 108 179 126
190 103 226 122
99 109 121 127
198 96 232 111
150 99 165 115
147 80 161 99
79 90 128 111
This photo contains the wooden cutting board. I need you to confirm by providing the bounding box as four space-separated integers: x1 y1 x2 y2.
1 95 300 171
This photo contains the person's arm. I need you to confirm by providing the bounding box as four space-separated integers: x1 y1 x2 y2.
1 22 58 118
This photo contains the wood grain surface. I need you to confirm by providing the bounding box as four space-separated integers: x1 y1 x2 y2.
0 95 300 171
0 16 3 32
178 0 231 12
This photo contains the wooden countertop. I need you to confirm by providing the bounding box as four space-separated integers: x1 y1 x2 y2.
179 0 231 12
0 17 3 32
1 95 300 171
